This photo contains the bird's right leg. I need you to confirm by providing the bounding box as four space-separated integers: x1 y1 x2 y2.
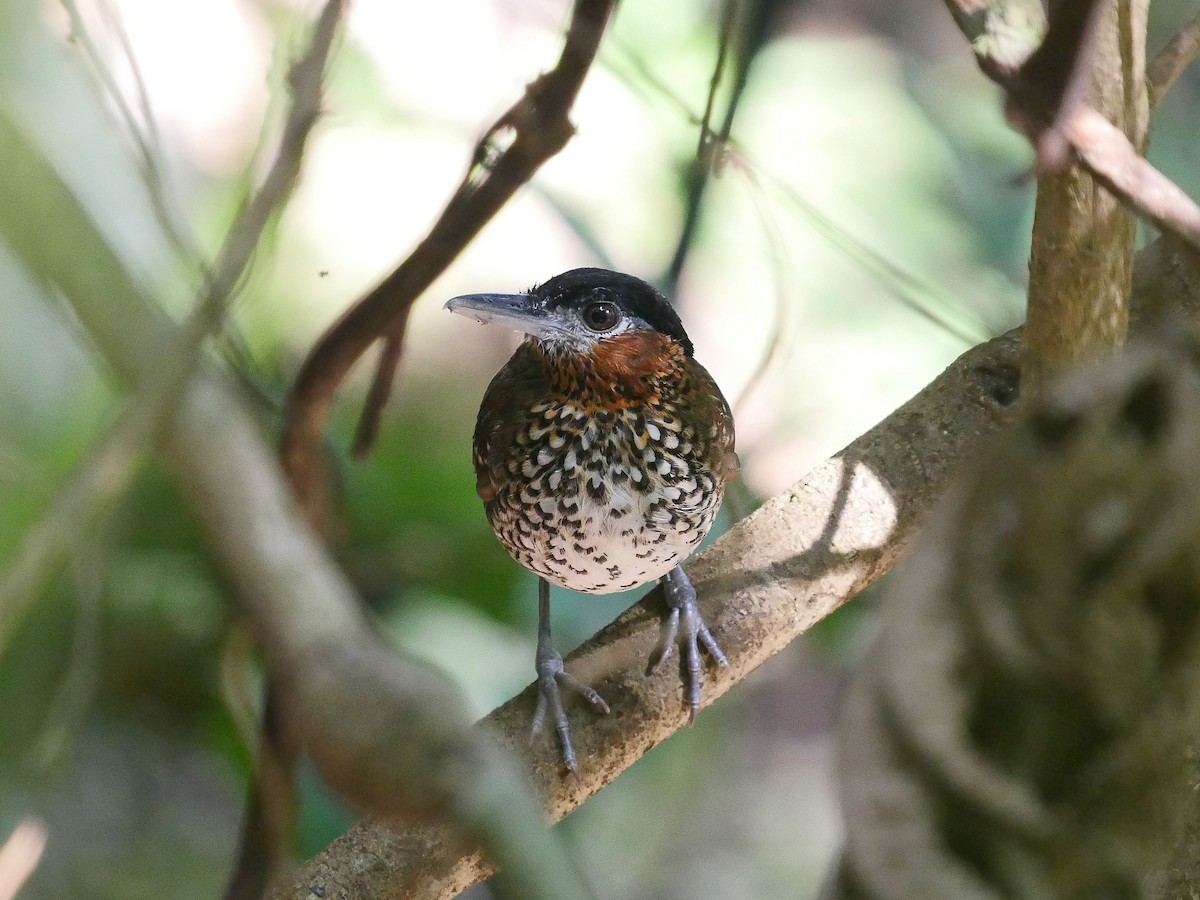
647 565 728 723
531 577 610 775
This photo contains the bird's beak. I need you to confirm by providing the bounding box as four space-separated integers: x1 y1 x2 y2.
444 292 559 340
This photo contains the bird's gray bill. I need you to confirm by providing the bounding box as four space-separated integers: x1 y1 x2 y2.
445 292 552 338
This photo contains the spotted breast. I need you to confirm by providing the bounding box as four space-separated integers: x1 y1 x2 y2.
473 333 736 594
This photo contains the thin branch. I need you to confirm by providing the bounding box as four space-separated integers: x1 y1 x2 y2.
25 536 103 770
727 162 798 416
0 387 161 650
954 0 1151 394
664 0 742 288
281 0 618 531
0 819 47 900
747 160 988 345
59 0 201 265
205 0 343 313
606 41 990 344
1066 107 1200 271
0 11 599 896
968 0 1200 281
0 0 343 655
1002 0 1107 172
1148 12 1200 111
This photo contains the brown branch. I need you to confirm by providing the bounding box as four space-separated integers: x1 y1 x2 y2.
268 236 1200 900
990 3 1200 276
948 2 1200 390
272 323 1024 900
1066 107 1200 271
0 26 598 900
1002 0 1106 172
946 1 1147 395
940 0 1046 81
1148 12 1200 111
280 0 617 533
1023 1 1146 396
993 4 1200 360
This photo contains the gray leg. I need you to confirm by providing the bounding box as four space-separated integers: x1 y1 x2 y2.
530 577 609 775
647 565 728 722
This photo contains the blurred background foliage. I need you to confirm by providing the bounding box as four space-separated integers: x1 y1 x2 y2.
1 0 1197 897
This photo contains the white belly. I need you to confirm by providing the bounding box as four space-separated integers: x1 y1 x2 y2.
487 407 723 594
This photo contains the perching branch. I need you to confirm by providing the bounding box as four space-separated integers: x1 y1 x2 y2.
269 236 1200 900
271 322 1023 900
280 0 618 533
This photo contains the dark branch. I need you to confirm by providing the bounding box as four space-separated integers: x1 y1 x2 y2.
280 0 618 532
664 0 776 290
944 0 1200 268
1000 0 1106 172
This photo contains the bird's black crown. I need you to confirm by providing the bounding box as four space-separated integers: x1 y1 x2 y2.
531 268 694 356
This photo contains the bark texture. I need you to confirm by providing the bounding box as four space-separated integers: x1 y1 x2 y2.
1022 0 1149 393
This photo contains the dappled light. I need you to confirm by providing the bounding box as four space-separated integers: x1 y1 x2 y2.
4 0 1200 898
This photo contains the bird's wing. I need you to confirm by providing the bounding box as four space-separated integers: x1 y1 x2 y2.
689 359 739 481
472 342 544 501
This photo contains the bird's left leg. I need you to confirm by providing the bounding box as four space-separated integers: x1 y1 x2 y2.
647 565 729 722
531 577 610 775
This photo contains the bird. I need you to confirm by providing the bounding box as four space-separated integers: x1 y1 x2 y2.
445 267 737 773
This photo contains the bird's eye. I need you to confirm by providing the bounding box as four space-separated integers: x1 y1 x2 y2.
582 300 621 332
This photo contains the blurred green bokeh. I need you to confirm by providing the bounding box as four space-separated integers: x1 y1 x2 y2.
3 0 1196 898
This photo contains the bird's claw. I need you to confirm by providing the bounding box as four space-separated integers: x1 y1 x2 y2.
647 567 728 722
532 644 609 776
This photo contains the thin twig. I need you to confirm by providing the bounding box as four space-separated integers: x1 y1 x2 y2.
0 25 596 893
1067 107 1200 269
727 161 799 415
665 0 742 288
204 0 344 321
970 0 1200 269
1148 12 1200 111
0 0 345 655
1002 0 1107 172
59 0 200 265
281 0 618 532
750 161 988 345
608 41 989 344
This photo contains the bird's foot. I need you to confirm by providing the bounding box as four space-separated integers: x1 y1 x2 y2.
532 643 610 777
646 566 728 722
